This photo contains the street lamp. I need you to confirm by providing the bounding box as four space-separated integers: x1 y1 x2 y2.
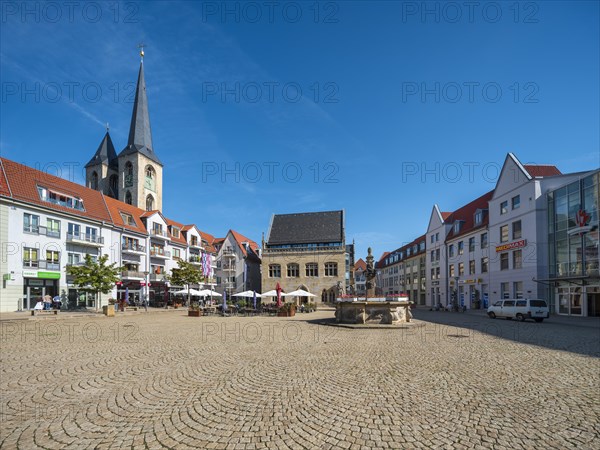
143 271 149 307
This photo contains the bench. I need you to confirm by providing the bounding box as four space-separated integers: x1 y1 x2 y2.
124 307 139 312
31 310 59 316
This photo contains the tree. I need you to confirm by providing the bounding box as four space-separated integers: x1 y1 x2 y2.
167 260 204 306
66 254 123 310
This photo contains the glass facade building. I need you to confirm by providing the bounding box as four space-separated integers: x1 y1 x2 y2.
548 170 600 316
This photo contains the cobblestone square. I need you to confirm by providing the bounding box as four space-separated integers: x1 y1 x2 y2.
1 310 599 449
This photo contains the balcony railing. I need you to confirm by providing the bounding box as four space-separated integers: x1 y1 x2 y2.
150 248 171 258
23 225 61 239
23 260 60 271
189 255 202 263
122 243 146 253
67 232 104 245
222 264 236 271
190 240 201 248
151 229 169 239
121 271 145 279
150 273 166 282
222 248 235 256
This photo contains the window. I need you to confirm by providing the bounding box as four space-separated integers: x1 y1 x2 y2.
146 195 154 211
449 245 454 258
481 257 488 273
171 227 180 238
468 237 475 252
109 175 118 197
145 165 156 191
512 195 520 210
435 232 439 242
305 263 318 277
152 223 163 235
430 235 434 243
513 249 522 269
449 264 455 277
435 248 440 261
458 241 464 255
501 282 510 299
85 227 97 242
68 222 80 238
23 213 39 233
287 263 299 277
500 225 509 243
67 253 81 266
269 264 281 278
125 191 132 205
124 162 134 187
325 262 338 276
513 281 523 299
46 250 59 263
512 220 522 240
516 300 527 307
23 247 38 266
37 186 84 211
172 248 181 259
430 250 435 262
469 260 475 275
454 222 461 233
191 236 199 247
481 233 488 249
436 267 440 279
458 262 464 276
91 171 99 190
501 201 508 214
500 253 509 270
474 210 483 225
430 268 435 279
120 212 134 226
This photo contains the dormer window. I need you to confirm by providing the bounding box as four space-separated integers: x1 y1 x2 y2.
120 212 135 226
474 210 483 226
171 227 180 238
454 221 462 234
37 186 85 211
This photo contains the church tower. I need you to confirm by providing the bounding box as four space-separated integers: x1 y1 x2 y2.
85 128 119 198
117 48 163 211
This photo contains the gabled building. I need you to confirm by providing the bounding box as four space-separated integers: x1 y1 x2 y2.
261 210 346 304
215 230 261 296
354 259 367 297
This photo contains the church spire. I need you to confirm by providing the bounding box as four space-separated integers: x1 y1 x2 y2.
119 48 162 165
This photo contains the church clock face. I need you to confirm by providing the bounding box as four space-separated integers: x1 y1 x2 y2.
144 176 155 191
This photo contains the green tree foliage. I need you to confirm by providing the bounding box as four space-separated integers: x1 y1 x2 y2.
168 260 204 306
66 254 123 310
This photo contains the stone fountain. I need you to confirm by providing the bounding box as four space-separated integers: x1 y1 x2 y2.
335 248 412 325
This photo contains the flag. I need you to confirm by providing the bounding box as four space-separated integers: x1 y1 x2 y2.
276 282 282 308
202 252 208 277
207 253 212 278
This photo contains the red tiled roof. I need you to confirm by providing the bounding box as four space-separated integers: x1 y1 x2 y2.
165 218 188 246
441 212 452 221
198 230 217 253
230 229 260 259
0 157 113 223
0 160 12 197
445 190 494 241
103 196 148 234
377 234 427 268
523 165 562 178
354 259 367 271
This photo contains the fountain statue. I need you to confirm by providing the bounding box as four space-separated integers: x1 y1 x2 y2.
365 247 377 299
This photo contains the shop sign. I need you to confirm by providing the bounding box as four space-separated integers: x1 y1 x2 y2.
495 239 527 253
22 270 37 278
38 271 61 279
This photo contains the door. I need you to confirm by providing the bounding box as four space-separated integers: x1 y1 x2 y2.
588 294 600 317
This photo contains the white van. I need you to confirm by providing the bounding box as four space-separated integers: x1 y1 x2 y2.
487 299 549 322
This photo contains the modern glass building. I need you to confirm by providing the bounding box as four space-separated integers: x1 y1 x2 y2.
547 170 600 316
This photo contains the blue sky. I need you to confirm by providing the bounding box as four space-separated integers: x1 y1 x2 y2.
1 1 599 260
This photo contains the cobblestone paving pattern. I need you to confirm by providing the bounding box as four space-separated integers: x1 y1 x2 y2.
1 310 599 449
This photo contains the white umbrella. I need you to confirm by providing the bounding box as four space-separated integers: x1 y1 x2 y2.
284 289 316 297
172 288 204 296
233 290 262 298
197 289 222 297
262 290 278 297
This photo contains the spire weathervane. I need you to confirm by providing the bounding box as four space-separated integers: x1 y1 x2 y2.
106 122 109 132
138 43 145 62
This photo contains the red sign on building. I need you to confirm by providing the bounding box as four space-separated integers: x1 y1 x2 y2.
495 239 527 253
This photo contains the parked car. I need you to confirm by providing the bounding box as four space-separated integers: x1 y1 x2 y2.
487 299 549 322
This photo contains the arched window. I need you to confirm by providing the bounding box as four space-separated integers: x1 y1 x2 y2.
109 175 118 197
146 194 154 211
144 165 156 191
90 171 98 190
124 162 133 187
125 191 132 205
